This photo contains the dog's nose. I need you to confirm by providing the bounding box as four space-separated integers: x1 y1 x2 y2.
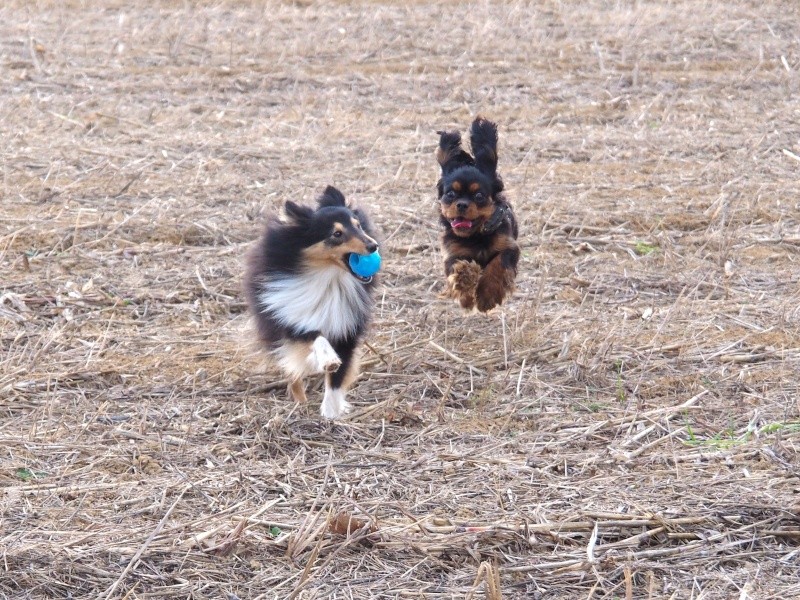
365 241 378 254
456 200 469 213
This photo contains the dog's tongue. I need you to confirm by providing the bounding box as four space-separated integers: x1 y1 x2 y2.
451 217 473 230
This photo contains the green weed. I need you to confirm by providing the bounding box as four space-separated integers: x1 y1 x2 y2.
759 421 800 435
15 468 47 481
634 241 658 256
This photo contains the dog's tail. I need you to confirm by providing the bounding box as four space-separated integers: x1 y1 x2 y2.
436 130 474 174
470 116 499 179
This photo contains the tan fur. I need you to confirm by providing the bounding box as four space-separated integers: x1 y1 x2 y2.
287 379 307 403
441 224 519 312
489 230 518 255
302 234 377 268
435 147 446 166
446 260 482 310
441 199 495 237
276 336 355 411
474 234 518 311
476 254 515 312
276 339 316 381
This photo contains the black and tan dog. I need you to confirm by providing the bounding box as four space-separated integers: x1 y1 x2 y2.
436 117 519 312
244 186 379 419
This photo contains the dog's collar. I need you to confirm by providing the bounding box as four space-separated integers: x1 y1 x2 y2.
481 204 510 234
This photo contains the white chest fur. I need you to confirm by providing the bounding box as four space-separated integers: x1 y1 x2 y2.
258 266 369 340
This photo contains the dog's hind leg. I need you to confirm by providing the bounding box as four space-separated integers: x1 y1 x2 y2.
287 378 307 403
320 343 360 420
276 338 335 404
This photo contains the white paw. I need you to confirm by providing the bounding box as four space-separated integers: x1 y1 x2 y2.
320 388 352 420
308 337 341 373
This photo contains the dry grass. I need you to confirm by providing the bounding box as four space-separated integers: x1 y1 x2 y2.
2 0 800 598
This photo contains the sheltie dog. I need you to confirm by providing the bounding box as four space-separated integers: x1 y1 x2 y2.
244 186 379 419
436 117 519 312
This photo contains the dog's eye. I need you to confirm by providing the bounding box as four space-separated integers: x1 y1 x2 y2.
444 190 456 200
475 192 485 202
332 230 343 238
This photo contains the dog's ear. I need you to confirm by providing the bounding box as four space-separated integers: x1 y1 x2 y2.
470 116 504 194
470 117 499 178
283 200 313 224
436 130 474 174
317 185 347 208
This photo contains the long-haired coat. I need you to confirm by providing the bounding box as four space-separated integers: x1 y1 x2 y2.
436 117 519 312
244 186 379 419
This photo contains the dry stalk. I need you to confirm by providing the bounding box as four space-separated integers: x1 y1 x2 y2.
2 1 799 599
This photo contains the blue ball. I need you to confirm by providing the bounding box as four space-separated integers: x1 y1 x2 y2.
349 250 381 278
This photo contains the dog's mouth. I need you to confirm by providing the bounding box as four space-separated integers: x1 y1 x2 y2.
345 255 373 284
450 217 474 230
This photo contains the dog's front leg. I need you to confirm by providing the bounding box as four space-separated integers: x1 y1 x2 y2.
307 336 342 373
445 257 482 310
475 245 520 312
321 378 352 420
306 335 351 420
320 341 358 420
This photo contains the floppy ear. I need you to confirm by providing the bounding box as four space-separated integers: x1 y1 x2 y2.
470 117 499 179
436 129 474 174
317 185 347 208
283 200 313 224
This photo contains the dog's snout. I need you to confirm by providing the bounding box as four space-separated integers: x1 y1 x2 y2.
365 241 378 254
456 200 469 213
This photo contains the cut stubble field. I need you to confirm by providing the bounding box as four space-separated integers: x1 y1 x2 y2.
1 1 799 598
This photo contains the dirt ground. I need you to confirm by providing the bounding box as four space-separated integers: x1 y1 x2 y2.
2 1 800 598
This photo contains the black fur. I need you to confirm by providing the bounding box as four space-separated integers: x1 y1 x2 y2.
244 187 379 351
317 185 347 208
435 117 520 312
328 339 358 389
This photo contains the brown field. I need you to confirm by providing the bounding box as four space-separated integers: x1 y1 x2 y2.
2 1 800 598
